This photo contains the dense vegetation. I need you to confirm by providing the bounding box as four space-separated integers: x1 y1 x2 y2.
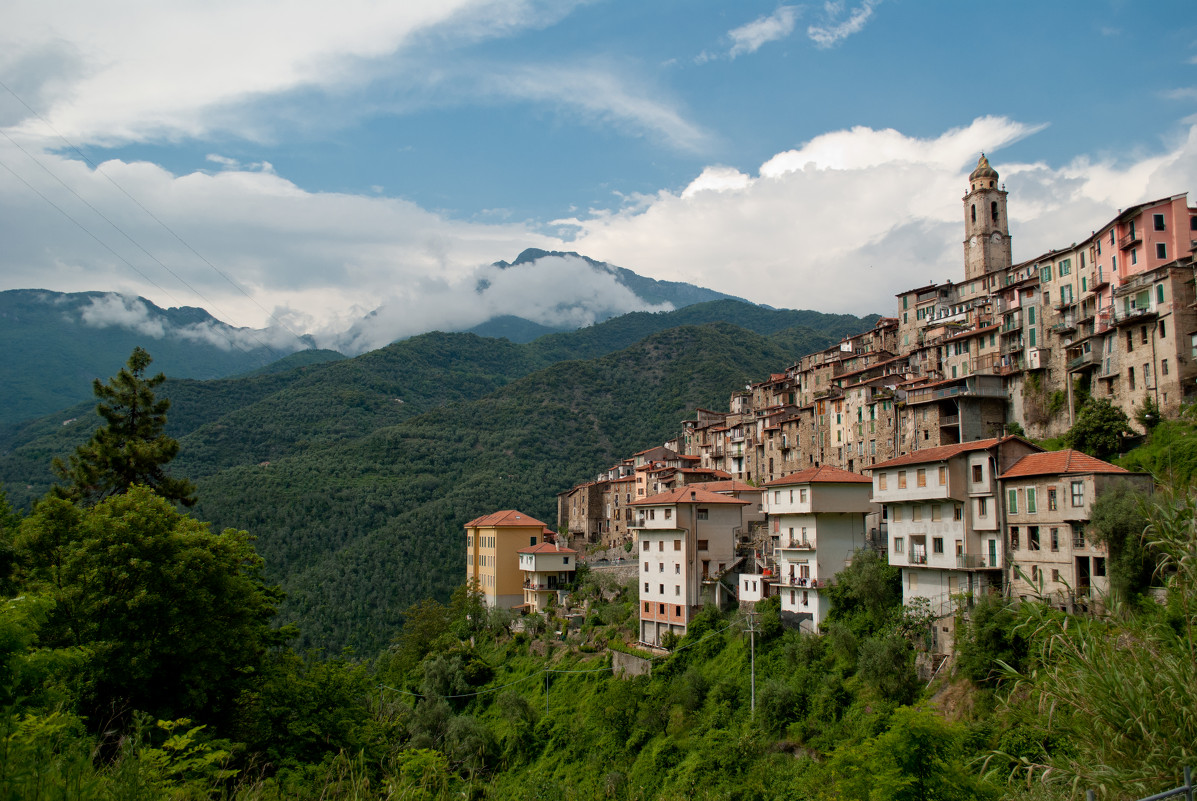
2 302 873 655
0 341 1194 799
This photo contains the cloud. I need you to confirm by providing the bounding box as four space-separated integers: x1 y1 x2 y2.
0 0 590 146
807 0 880 48
1161 87 1197 101
330 254 673 354
728 6 800 58
5 115 1196 356
79 293 167 338
557 116 1197 318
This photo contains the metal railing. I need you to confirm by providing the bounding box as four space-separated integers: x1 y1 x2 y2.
1089 766 1193 801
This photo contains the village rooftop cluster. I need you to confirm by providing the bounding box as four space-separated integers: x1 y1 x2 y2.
465 156 1192 653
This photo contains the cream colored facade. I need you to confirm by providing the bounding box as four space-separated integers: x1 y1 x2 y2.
518 543 577 613
464 510 548 609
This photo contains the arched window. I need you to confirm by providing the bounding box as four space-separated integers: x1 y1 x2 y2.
991 201 998 223
971 204 976 224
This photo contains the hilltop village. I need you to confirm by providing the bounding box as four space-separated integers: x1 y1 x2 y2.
467 156 1194 653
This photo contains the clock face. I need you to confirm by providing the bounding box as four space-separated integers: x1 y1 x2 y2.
970 236 978 248
991 232 1002 243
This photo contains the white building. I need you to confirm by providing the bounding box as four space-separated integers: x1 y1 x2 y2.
632 487 748 646
763 465 873 632
517 542 578 613
870 436 1040 651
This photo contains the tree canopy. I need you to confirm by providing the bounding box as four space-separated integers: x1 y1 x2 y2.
52 347 196 507
1065 398 1130 460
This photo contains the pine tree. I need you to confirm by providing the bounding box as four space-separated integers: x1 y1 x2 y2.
51 347 197 506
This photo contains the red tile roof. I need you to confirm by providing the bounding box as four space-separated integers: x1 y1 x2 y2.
631 487 750 506
999 449 1129 479
764 465 872 486
685 480 759 493
518 542 578 555
869 438 1003 470
464 510 548 528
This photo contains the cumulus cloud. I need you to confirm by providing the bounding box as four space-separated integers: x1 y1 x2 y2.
728 7 801 58
79 293 167 338
807 0 880 48
559 116 1197 318
330 254 673 354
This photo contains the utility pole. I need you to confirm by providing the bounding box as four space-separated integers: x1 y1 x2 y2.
746 612 757 717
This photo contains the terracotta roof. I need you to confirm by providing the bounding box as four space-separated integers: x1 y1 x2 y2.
631 487 750 507
464 510 548 528
869 438 1003 470
518 542 578 555
999 449 1130 479
685 480 759 493
679 468 732 477
764 465 872 486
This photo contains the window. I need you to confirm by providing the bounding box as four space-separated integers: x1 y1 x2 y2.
697 509 709 520
1041 264 1053 282
1027 487 1037 514
1048 488 1058 511
1008 488 1018 514
931 505 942 522
1010 527 1020 550
1094 557 1107 577
1160 319 1167 338
644 582 649 593
658 541 664 552
892 505 902 522
1059 258 1071 276
973 464 983 483
1142 326 1149 345
1154 213 1166 231
664 509 671 520
979 497 988 516
1163 359 1170 376
643 562 648 572
898 471 907 489
642 541 649 551
879 473 888 490
659 604 665 614
938 465 947 485
649 509 655 520
1050 527 1059 552
1157 243 1167 260
1031 565 1039 582
674 585 680 596
697 540 708 551
675 605 681 615
912 505 923 522
954 505 963 521
1071 481 1085 507
658 563 664 573
893 537 904 553
1029 526 1040 551
1129 367 1136 390
800 488 808 502
933 537 944 554
675 564 680 574
917 468 926 487
659 584 664 594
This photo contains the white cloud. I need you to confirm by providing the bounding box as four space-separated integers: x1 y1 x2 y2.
330 254 672 354
79 293 166 338
0 0 592 146
559 117 1197 318
807 0 880 48
5 115 1196 356
728 6 800 58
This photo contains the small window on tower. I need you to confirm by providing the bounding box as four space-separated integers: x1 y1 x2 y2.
991 201 998 222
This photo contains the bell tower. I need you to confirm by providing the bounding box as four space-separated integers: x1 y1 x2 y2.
963 154 1012 281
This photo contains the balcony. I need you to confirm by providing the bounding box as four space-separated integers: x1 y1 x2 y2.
1119 230 1142 250
780 539 814 550
1001 338 1025 355
1091 270 1110 289
1051 316 1077 334
772 575 828 588
1067 349 1100 372
939 414 960 428
1113 305 1158 326
956 554 995 569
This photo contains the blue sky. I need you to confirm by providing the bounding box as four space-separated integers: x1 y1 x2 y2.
1 0 1195 353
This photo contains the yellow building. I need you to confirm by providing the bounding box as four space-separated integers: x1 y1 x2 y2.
464 510 549 609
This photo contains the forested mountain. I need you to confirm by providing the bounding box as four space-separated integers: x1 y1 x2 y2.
2 298 875 655
194 323 812 654
0 289 317 426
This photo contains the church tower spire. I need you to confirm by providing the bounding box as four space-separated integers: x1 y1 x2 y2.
963 153 1012 281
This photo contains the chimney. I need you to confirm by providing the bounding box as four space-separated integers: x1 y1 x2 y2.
691 491 696 501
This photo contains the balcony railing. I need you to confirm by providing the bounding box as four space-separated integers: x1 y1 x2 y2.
939 414 960 428
956 554 995 569
1067 350 1099 371
909 552 928 565
773 576 827 588
1119 230 1141 249
780 539 814 550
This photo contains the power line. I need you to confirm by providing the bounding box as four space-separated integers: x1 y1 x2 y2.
0 78 311 355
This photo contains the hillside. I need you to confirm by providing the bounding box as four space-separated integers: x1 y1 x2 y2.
1 300 875 507
192 323 804 654
0 289 312 426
